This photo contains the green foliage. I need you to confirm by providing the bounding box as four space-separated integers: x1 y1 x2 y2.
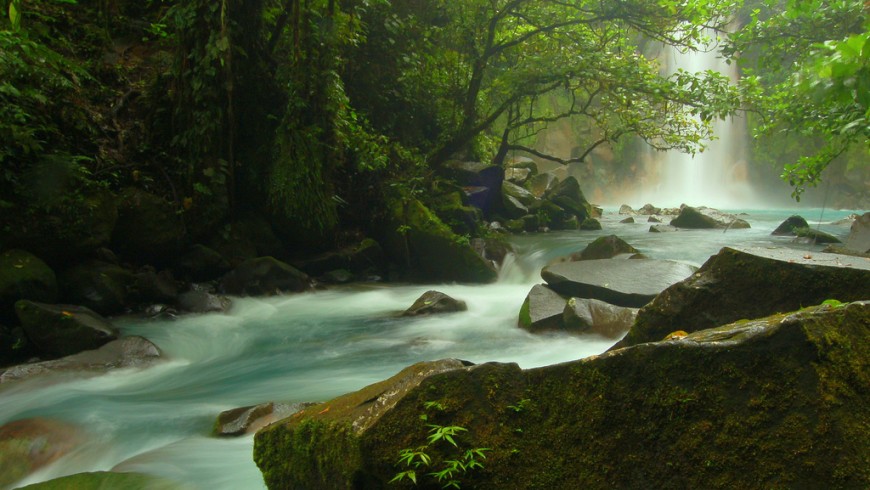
730 0 869 199
392 402 490 488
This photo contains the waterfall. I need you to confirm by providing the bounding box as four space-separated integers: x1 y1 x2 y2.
634 34 758 209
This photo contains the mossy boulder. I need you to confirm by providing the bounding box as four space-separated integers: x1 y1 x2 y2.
15 471 189 490
615 246 870 349
253 301 870 489
220 257 310 296
567 235 640 261
378 198 497 283
111 188 184 265
0 418 85 488
579 217 602 230
0 249 58 324
793 227 842 244
293 239 386 280
670 205 750 229
57 260 135 315
771 215 809 236
543 176 592 222
14 300 118 359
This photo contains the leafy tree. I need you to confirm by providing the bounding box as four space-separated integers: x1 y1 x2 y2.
346 0 744 170
728 0 869 199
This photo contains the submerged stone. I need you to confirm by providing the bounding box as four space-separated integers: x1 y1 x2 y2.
670 205 750 229
771 215 809 236
253 302 870 490
0 418 85 488
402 290 468 316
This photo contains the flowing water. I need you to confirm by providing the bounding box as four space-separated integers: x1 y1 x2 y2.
0 207 858 489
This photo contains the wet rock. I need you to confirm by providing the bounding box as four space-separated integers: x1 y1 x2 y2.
792 227 842 244
220 257 310 296
567 235 639 261
615 246 870 349
543 176 591 222
504 167 531 184
15 471 187 490
57 260 134 315
133 268 179 305
402 290 467 317
670 205 750 229
15 300 118 359
619 216 635 224
562 297 638 338
771 215 809 236
541 259 696 308
618 204 634 215
378 198 497 283
649 224 678 232
254 302 870 490
443 161 504 214
0 249 57 324
518 284 567 331
214 402 316 437
637 203 660 215
845 212 870 253
527 172 560 198
0 336 161 383
0 418 85 488
579 217 601 230
176 290 231 313
647 215 661 223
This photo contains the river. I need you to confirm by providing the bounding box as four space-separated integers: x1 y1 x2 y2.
0 206 858 489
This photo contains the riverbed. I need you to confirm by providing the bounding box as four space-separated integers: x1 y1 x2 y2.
0 207 858 489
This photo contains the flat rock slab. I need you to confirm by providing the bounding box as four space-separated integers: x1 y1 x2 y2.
541 259 697 307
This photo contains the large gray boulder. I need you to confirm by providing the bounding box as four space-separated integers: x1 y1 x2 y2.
0 336 161 384
562 297 638 338
254 301 870 490
771 215 809 235
518 284 567 331
614 246 870 349
845 212 870 253
15 300 118 359
541 259 697 308
220 257 310 296
0 249 57 324
670 206 750 229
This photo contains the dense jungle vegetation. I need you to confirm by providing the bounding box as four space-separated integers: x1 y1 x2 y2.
1 0 867 258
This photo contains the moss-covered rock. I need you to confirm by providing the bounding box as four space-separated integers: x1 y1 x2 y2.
670 205 750 229
567 235 640 261
254 301 870 489
792 227 842 244
173 244 232 282
378 198 497 283
771 215 809 236
615 246 870 349
15 300 118 359
293 239 386 280
0 249 58 324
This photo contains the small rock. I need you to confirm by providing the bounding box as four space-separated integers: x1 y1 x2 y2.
402 290 467 316
771 215 809 236
15 300 118 359
620 217 635 224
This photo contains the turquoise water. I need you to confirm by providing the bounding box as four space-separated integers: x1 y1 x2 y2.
0 207 858 489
